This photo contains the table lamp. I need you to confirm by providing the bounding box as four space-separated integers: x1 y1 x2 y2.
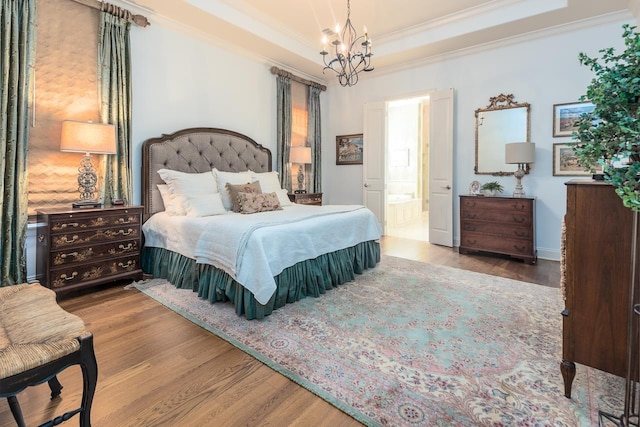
505 142 535 198
60 120 117 208
289 146 312 194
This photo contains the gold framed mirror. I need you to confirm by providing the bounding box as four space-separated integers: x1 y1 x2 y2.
475 94 531 176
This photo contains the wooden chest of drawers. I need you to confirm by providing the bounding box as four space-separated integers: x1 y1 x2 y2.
459 195 536 264
288 192 323 206
36 206 144 294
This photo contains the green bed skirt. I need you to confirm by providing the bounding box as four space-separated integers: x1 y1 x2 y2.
141 240 380 320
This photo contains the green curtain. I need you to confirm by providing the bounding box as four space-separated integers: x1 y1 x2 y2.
98 12 132 205
276 75 292 192
0 0 36 286
308 85 322 193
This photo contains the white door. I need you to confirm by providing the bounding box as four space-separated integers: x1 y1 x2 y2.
428 88 454 246
363 102 386 232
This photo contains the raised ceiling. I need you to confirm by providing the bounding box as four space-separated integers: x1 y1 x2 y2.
125 0 634 83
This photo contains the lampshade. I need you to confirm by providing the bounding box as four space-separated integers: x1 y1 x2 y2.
60 120 117 154
505 142 535 164
290 146 312 164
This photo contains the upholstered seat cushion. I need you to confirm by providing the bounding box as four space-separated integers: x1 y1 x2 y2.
0 283 88 379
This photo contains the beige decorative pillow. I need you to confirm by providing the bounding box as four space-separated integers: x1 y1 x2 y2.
226 181 262 212
237 192 282 214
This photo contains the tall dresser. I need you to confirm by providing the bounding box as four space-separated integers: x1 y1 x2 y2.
561 180 638 398
459 195 536 264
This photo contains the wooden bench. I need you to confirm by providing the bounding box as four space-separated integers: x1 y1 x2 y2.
0 283 97 426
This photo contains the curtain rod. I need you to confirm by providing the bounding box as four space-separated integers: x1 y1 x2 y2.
270 66 326 92
70 0 150 28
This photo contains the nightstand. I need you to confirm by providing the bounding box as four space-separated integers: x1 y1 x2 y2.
36 205 144 294
288 192 323 206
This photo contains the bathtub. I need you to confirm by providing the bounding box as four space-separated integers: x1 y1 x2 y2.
387 195 423 227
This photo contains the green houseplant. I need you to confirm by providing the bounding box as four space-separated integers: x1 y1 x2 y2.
572 24 640 212
480 181 504 195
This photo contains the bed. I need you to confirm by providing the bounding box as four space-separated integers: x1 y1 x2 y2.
141 127 382 319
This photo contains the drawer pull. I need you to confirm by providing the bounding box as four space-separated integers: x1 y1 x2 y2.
118 243 134 251
467 239 477 245
62 235 79 244
465 201 476 207
117 218 132 225
514 230 528 238
512 204 525 211
60 271 78 281
512 216 525 223
513 245 526 252
118 260 136 270
465 213 477 219
61 251 79 259
61 222 80 229
465 224 477 231
118 229 133 236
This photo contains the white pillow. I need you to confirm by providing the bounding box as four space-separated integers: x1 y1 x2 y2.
183 193 226 217
157 169 218 196
212 168 255 210
251 171 292 207
157 184 187 216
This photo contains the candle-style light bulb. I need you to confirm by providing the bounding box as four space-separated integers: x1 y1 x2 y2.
322 35 328 51
335 23 340 34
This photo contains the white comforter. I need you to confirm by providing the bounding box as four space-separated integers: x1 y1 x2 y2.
142 204 382 304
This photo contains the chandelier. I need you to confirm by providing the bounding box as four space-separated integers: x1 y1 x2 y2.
320 0 373 87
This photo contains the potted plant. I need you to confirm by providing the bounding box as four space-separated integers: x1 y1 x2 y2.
572 24 640 211
480 181 504 196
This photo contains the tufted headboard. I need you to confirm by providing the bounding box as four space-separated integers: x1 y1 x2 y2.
141 127 272 220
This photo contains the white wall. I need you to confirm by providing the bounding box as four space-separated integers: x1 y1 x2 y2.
322 15 633 260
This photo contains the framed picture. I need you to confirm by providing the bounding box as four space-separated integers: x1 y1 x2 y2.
552 101 595 137
336 134 363 165
553 143 603 176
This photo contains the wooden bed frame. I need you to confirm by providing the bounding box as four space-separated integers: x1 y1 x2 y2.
140 127 379 319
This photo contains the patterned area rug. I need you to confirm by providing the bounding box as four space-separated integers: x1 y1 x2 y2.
130 256 624 426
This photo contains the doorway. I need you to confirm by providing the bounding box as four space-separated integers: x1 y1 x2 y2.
385 96 430 242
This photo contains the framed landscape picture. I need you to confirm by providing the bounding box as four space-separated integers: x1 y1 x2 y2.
336 134 363 165
552 142 602 176
552 101 595 137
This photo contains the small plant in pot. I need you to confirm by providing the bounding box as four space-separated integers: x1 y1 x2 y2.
572 24 640 211
480 181 504 196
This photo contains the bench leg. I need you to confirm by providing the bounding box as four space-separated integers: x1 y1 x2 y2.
48 376 63 399
7 396 26 427
79 335 98 427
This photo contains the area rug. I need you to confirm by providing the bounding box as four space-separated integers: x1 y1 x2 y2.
130 256 624 426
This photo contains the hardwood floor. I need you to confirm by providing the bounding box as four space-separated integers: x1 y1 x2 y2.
0 237 560 427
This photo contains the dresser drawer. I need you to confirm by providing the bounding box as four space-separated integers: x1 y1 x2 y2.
49 210 141 234
460 231 533 257
460 209 531 225
460 197 532 213
49 254 140 289
461 221 532 239
50 225 141 250
51 239 140 266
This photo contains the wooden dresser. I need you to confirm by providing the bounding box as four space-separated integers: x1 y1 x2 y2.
288 192 323 206
459 195 536 264
561 180 637 398
36 206 144 295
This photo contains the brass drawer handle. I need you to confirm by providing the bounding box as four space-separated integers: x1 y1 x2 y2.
512 204 525 210
117 218 132 225
465 213 476 219
465 224 477 231
465 201 476 207
61 251 79 259
467 239 477 245
118 229 133 236
514 230 528 238
512 216 525 223
118 243 134 251
61 222 79 229
60 271 78 281
62 235 79 244
118 260 136 270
